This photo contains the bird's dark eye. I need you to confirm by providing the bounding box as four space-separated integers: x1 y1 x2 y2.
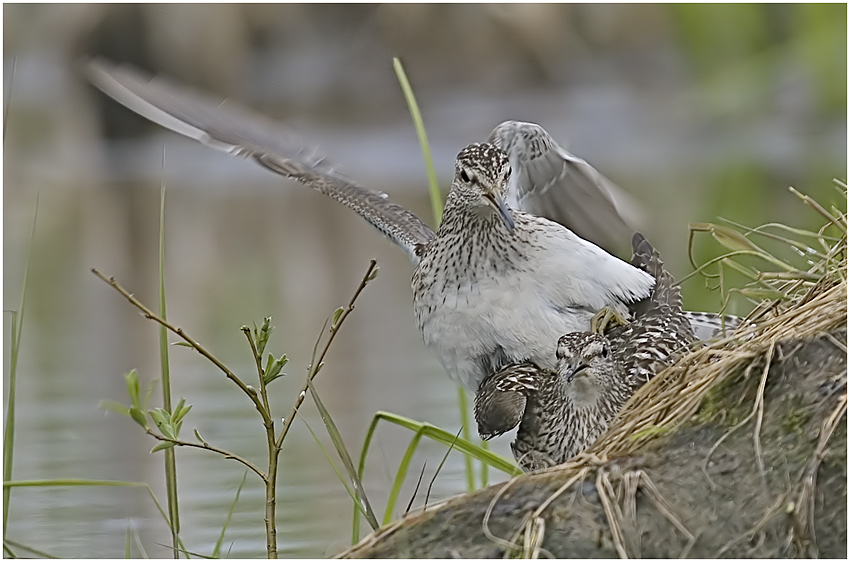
460 169 471 183
601 346 609 359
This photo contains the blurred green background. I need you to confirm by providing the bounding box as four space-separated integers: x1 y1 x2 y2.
3 4 846 558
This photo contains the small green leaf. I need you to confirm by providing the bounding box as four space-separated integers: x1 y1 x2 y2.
735 287 789 300
709 225 764 253
256 317 273 356
151 442 175 453
171 341 193 348
143 379 159 410
263 354 288 385
129 406 147 428
124 370 141 409
194 428 207 445
263 371 284 386
174 403 192 425
159 424 176 440
99 400 130 417
331 307 345 328
149 408 168 429
367 267 379 282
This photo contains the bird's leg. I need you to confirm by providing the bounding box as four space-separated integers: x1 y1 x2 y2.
590 306 629 334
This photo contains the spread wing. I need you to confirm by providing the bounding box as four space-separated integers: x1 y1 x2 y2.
87 58 435 264
489 120 642 257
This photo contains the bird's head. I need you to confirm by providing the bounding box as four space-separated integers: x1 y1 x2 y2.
453 143 515 231
556 332 616 388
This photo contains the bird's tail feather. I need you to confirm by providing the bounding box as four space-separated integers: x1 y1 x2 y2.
684 311 742 341
630 232 681 308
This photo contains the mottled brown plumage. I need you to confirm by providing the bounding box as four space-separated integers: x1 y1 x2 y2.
475 233 696 471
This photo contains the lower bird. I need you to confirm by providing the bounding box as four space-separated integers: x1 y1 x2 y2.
475 233 696 471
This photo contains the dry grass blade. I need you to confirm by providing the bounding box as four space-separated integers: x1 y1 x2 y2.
637 472 693 541
596 469 630 558
481 478 521 555
306 378 379 530
786 392 847 556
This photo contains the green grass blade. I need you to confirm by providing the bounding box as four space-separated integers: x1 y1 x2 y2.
479 439 489 488
3 55 15 141
157 179 180 558
306 379 379 530
383 429 425 525
211 472 246 558
3 311 18 543
354 411 520 534
5 479 186 554
125 526 132 558
5 478 152 488
356 412 520 505
424 429 461 509
393 57 443 224
455 386 475 491
379 411 519 474
393 58 485 492
133 523 149 559
352 414 382 543
298 411 378 530
4 198 38 541
3 538 57 559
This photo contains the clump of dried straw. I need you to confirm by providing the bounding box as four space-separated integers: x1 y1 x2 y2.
595 183 846 460
500 183 846 557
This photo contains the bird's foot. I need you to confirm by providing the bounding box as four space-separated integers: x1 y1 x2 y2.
590 306 629 334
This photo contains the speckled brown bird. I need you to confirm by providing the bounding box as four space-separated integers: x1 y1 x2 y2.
475 233 696 471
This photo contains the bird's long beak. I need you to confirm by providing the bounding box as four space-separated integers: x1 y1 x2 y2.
484 193 515 232
564 362 588 383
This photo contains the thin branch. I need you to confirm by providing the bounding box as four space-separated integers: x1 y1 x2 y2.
91 268 271 426
276 260 378 448
242 327 272 416
145 430 266 482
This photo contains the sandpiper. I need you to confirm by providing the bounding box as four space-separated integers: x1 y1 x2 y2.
475 233 696 471
87 60 732 393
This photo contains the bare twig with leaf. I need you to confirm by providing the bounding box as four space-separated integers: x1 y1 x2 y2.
92 260 380 558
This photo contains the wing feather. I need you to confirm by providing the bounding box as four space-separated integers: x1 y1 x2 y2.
87 58 435 263
489 120 642 257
